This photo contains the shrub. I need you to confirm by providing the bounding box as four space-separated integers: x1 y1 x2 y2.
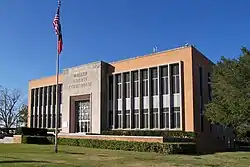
22 135 54 144
101 130 197 139
15 127 48 136
57 138 196 154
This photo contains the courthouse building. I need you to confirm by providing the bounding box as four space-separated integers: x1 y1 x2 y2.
28 45 215 135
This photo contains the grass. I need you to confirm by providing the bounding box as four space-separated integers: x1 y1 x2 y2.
0 144 249 167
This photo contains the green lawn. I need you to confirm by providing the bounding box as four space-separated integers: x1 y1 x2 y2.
0 144 249 167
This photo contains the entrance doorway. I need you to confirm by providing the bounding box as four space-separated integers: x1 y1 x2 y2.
75 100 90 133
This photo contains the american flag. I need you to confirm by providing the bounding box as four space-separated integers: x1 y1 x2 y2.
53 0 63 54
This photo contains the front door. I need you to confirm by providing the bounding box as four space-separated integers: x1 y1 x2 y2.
75 100 90 133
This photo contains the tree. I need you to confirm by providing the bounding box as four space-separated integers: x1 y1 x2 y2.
205 47 250 137
0 86 23 129
17 104 28 127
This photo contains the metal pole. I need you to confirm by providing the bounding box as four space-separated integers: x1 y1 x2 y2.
54 36 59 153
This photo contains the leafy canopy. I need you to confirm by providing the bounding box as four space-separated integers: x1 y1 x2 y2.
205 47 250 135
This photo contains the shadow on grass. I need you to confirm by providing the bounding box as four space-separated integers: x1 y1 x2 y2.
194 146 250 156
61 150 85 155
0 160 50 164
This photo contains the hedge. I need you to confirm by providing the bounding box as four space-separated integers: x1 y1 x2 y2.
22 136 54 145
21 136 196 154
15 127 48 136
93 130 197 138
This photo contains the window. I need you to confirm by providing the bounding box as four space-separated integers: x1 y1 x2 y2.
39 87 43 106
109 76 113 100
116 75 122 99
109 110 113 128
171 107 180 129
124 73 130 98
151 68 158 96
34 115 38 128
171 64 180 94
48 86 52 105
142 69 148 96
52 111 55 128
30 115 34 128
44 87 47 106
48 113 51 128
117 110 122 129
59 84 63 104
152 108 158 128
35 88 38 107
39 115 42 128
53 85 56 105
133 71 139 97
142 109 148 128
161 107 169 128
161 66 168 95
133 109 139 129
125 110 130 128
59 113 62 128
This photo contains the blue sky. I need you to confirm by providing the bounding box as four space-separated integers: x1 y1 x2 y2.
0 0 250 102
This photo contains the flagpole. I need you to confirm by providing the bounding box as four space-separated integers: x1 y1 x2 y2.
54 36 59 153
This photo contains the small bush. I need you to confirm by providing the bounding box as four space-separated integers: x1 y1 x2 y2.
15 127 48 136
22 135 54 144
57 138 196 154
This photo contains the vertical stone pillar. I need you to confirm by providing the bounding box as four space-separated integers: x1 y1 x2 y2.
112 75 116 129
157 66 161 129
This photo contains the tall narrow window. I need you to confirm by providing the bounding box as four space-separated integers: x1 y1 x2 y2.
161 107 169 129
133 71 139 97
151 68 158 96
124 73 130 98
109 76 113 100
152 108 158 128
133 109 139 129
117 110 122 129
171 107 180 129
125 110 130 128
59 84 62 104
109 110 113 128
116 74 122 99
161 66 168 95
142 69 148 96
171 64 180 94
142 109 148 128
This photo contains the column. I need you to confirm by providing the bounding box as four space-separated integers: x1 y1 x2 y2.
138 69 141 129
112 75 117 129
42 87 46 128
46 86 50 128
106 75 110 128
30 89 34 128
179 61 183 130
121 73 125 129
148 68 151 129
157 66 161 129
129 71 132 129
51 85 55 128
168 64 172 129
33 88 37 128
